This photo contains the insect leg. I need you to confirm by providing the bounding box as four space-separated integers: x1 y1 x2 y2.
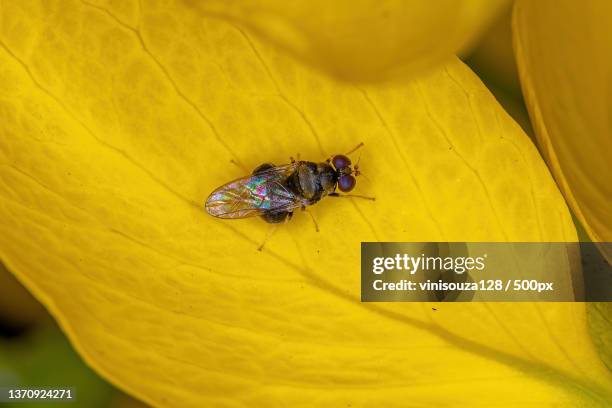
253 163 276 175
345 142 365 156
326 143 364 163
301 206 319 232
329 192 375 201
229 159 249 173
289 153 301 164
257 224 278 252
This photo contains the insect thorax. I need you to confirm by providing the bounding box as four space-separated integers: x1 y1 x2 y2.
288 162 336 202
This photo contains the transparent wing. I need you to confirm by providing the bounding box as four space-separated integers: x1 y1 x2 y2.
205 163 304 219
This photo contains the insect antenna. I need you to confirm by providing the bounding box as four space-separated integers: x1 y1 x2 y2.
352 151 373 183
355 162 373 183
353 151 363 176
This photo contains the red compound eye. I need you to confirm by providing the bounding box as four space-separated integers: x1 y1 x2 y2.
338 174 356 192
332 154 351 170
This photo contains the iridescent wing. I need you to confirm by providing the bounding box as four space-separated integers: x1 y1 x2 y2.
205 163 304 219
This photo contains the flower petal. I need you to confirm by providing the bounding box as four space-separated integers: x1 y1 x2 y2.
185 0 509 81
1 1 610 407
513 0 612 257
588 303 612 372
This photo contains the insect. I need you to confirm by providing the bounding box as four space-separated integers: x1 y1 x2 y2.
205 143 373 247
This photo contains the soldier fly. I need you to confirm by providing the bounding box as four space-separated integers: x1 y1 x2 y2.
205 143 373 248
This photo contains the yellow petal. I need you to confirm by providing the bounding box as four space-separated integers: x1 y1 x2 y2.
184 0 509 81
589 303 612 371
513 0 612 256
1 1 610 407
